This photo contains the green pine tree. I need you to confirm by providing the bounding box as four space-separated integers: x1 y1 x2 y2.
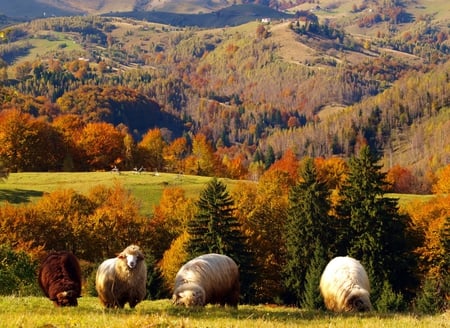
186 177 254 303
283 158 332 306
337 146 417 301
265 145 275 169
301 241 327 310
187 177 243 258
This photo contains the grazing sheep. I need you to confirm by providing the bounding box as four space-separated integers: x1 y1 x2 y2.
95 244 147 308
320 256 372 312
38 251 82 307
172 253 240 308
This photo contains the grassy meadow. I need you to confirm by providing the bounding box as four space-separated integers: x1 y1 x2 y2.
0 172 242 216
0 172 433 217
0 296 448 328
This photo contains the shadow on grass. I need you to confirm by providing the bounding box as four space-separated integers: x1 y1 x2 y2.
0 189 44 204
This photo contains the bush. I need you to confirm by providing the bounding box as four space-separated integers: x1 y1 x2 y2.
415 276 447 315
0 244 40 296
376 280 407 313
85 266 98 297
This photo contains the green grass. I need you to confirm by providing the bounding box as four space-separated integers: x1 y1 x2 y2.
6 31 84 77
0 172 240 216
0 172 433 217
0 296 447 328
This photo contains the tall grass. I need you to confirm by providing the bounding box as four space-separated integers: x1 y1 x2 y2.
0 296 447 328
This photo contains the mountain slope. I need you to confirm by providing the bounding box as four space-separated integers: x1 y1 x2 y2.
0 2 448 190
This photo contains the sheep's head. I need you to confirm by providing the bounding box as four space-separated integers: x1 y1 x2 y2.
172 283 205 307
118 245 144 270
345 290 372 312
52 290 78 307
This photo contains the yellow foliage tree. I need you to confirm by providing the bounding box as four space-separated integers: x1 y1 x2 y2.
163 137 187 173
232 176 289 302
185 133 217 176
405 195 450 279
138 128 167 171
158 231 190 292
149 187 195 260
432 164 450 194
87 183 148 259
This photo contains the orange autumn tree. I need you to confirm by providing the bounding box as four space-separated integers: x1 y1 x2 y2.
148 187 195 260
0 203 40 254
405 195 450 279
432 164 450 194
314 156 348 211
264 148 299 187
221 153 248 179
386 164 417 193
87 183 149 260
52 114 86 171
163 137 188 173
32 189 96 258
0 109 65 172
77 122 126 170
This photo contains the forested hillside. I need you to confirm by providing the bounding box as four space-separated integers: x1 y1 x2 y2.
1 2 449 191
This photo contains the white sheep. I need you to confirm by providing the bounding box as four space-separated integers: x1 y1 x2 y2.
172 253 240 308
95 244 147 308
319 256 372 312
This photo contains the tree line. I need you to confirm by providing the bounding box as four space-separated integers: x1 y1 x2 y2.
0 146 448 313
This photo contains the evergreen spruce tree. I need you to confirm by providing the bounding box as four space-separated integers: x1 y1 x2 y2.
283 158 332 306
187 177 254 302
337 146 417 302
301 241 327 310
265 145 275 169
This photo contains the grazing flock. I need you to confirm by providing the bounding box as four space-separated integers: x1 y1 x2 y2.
38 245 372 313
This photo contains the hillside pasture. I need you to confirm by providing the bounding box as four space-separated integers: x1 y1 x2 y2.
0 296 448 328
5 31 84 76
0 172 239 216
0 172 433 217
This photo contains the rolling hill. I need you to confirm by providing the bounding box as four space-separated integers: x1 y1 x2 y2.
0 0 449 191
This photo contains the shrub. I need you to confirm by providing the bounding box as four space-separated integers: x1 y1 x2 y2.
376 280 407 313
415 276 447 314
0 244 40 296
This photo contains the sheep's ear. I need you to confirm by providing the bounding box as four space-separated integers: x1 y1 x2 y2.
117 252 125 259
138 253 144 261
